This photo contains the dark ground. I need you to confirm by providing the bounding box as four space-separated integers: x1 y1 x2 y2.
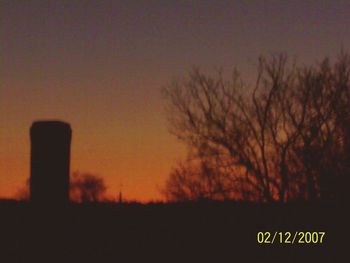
0 200 348 263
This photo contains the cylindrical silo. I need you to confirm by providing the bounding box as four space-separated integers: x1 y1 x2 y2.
30 120 72 204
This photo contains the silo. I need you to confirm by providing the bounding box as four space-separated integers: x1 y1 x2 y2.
30 120 72 204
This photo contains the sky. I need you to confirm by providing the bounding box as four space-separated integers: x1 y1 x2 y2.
1 0 350 201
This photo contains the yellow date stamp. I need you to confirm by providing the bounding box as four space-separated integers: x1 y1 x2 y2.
257 231 326 244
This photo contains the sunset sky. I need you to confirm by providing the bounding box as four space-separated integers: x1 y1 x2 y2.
1 0 350 201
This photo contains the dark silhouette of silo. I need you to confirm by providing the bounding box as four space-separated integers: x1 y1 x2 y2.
30 120 72 204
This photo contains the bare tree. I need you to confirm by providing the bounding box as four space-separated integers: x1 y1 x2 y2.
70 172 107 203
162 53 350 203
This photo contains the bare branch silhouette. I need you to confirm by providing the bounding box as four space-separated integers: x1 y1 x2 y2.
70 171 107 203
162 53 350 203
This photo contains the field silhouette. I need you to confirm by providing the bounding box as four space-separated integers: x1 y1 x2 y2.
0 200 347 262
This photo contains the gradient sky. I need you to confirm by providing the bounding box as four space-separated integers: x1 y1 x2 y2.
1 0 350 201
